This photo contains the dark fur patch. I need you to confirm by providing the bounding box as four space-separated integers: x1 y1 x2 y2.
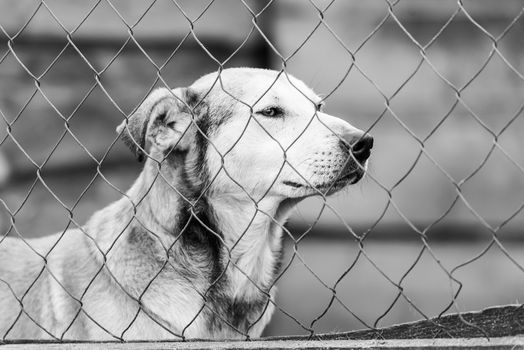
184 88 201 110
194 116 211 191
175 197 224 279
176 87 213 192
205 293 270 336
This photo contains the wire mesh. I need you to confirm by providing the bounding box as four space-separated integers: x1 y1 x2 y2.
0 0 524 342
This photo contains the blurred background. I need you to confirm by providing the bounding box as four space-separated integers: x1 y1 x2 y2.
1 0 524 337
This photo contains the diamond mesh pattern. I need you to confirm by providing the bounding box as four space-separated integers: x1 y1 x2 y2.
0 0 523 342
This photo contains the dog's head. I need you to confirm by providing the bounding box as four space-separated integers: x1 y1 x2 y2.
117 68 373 201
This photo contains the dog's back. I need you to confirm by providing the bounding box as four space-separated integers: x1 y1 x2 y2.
1 234 53 338
0 230 98 339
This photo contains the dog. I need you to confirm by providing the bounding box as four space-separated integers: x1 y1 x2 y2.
0 68 373 341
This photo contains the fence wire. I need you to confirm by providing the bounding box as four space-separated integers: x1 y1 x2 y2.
0 0 524 342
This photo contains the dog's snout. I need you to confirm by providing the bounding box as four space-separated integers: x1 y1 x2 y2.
350 134 374 162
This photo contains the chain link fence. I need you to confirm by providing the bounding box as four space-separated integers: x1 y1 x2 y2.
1 0 524 343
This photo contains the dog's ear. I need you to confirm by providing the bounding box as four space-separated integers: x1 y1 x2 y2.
116 88 194 162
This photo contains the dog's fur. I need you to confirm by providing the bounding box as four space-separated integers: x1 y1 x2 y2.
0 68 372 340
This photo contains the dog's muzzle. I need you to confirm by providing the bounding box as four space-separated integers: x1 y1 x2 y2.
283 133 374 194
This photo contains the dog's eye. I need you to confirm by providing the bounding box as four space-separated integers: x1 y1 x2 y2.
258 107 283 118
316 102 324 111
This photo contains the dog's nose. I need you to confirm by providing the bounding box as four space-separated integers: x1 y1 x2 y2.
350 134 373 163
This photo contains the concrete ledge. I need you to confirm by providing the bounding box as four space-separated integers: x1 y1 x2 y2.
1 337 524 350
2 306 524 349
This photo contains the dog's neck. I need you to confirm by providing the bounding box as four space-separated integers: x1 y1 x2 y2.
103 162 293 297
206 192 287 297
